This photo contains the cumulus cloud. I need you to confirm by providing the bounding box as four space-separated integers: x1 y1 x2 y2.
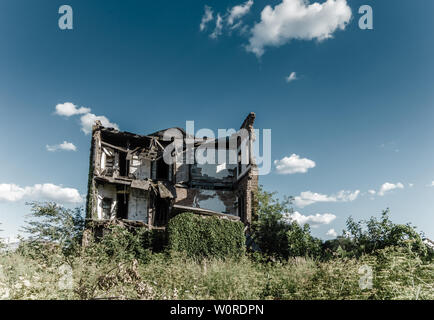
200 5 214 31
54 102 119 135
227 0 254 26
378 182 404 196
283 211 336 227
46 141 77 152
0 183 83 203
286 72 297 83
326 228 338 237
79 113 119 135
55 102 90 117
294 189 360 208
246 0 352 57
368 189 376 195
274 154 315 174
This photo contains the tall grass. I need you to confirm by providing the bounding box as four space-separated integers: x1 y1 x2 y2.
0 246 432 300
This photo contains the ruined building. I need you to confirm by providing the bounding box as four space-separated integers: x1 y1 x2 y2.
85 113 258 229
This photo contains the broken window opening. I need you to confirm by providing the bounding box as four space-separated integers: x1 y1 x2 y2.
238 195 245 222
237 150 242 177
154 198 169 227
102 198 113 219
119 152 130 177
116 192 129 219
155 157 170 181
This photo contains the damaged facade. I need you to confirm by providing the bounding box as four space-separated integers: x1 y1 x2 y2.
85 113 258 229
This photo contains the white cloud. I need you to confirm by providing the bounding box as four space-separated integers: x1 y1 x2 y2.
283 211 336 227
336 190 360 202
202 1 253 37
378 182 404 196
326 228 338 237
286 72 297 83
294 189 360 208
54 102 119 135
46 141 77 152
246 0 352 57
0 184 26 202
409 183 414 188
0 183 83 203
227 0 254 26
274 154 315 174
428 181 434 187
79 113 119 135
368 189 376 195
200 6 214 31
210 14 223 39
55 102 90 117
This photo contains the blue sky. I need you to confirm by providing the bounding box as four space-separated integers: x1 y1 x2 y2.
0 0 434 241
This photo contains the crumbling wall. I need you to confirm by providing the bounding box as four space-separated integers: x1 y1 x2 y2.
190 146 237 188
86 122 103 220
87 113 258 228
235 167 258 226
96 184 117 219
129 156 151 180
128 188 149 222
175 188 237 215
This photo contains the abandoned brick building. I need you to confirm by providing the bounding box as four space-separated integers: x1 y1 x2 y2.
85 113 258 229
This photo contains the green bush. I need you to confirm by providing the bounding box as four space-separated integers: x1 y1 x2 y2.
251 187 322 259
83 225 153 264
340 209 428 259
167 212 245 259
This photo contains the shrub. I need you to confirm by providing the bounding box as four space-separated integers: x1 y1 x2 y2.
341 209 428 258
21 202 85 258
83 224 152 264
251 187 322 259
167 212 245 259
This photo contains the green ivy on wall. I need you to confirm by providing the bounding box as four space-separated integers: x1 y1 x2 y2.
167 212 245 259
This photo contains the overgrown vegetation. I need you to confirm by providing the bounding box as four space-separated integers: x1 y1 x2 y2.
251 187 322 259
0 187 433 300
167 213 245 259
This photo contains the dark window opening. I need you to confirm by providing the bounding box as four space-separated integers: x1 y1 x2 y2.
237 150 242 177
119 152 130 177
116 193 129 219
238 195 245 222
251 191 255 221
154 198 169 226
156 157 170 180
102 198 113 219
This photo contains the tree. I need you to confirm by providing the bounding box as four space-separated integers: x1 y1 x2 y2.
251 186 321 259
286 222 322 258
21 202 85 257
342 209 427 258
